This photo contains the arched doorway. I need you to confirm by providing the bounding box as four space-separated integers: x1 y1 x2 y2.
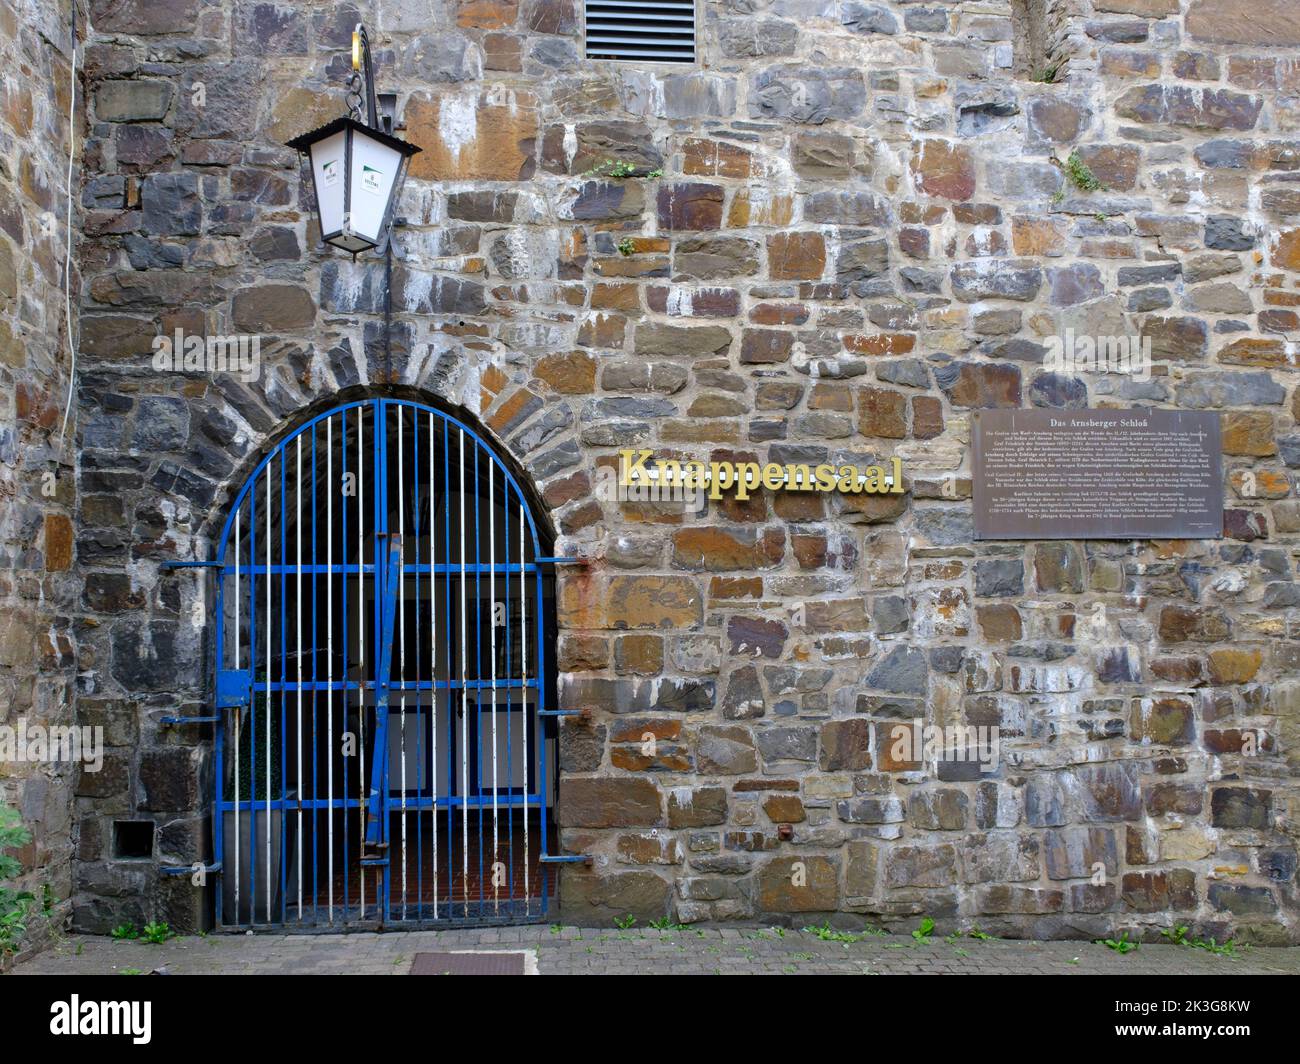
211 397 558 929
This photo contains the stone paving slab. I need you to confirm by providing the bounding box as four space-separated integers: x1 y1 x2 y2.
13 927 1300 976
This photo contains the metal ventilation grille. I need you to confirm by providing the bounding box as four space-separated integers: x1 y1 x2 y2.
584 1 696 63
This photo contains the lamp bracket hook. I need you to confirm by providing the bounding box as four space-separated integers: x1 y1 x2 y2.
347 22 380 130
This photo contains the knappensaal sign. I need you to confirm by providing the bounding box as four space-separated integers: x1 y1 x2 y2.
619 450 905 501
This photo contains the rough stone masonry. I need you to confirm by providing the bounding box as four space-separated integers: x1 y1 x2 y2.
0 0 79 963
3 0 1300 951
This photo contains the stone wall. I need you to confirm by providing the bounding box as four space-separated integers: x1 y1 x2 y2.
0 0 80 962
67 0 1300 941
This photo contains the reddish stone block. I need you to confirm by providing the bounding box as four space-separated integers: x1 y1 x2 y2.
858 387 908 439
657 183 724 231
911 395 943 439
913 139 975 200
767 232 826 280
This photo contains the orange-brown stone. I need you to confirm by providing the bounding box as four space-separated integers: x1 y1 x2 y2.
615 634 664 676
44 514 73 571
1208 648 1263 684
457 0 519 28
682 138 754 179
607 575 703 629
406 90 539 182
535 351 596 394
1221 410 1276 456
762 795 806 823
767 232 826 280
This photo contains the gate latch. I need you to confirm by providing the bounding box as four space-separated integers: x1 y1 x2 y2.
216 669 251 709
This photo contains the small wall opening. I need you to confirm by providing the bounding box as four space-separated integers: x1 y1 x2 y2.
113 820 155 860
1011 0 1074 82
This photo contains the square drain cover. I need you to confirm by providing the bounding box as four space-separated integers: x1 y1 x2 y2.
410 952 527 975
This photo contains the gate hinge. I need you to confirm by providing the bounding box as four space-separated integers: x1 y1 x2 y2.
537 709 580 718
535 556 586 566
161 715 220 726
161 560 222 570
539 855 591 866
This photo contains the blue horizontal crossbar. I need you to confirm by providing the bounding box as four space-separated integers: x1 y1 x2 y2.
243 678 539 695
217 562 545 577
220 794 542 814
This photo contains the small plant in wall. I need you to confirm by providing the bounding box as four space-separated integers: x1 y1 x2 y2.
616 237 637 257
581 157 663 181
0 804 35 955
1051 149 1106 203
1032 62 1061 84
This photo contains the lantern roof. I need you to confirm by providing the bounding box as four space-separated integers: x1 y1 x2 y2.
285 114 421 158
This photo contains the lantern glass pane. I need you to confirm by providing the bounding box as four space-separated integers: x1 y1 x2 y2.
347 132 405 245
309 130 347 238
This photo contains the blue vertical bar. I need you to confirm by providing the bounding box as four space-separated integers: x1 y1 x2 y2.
374 398 382 920
412 405 423 921
443 416 454 917
213 554 225 927
435 414 445 919
504 481 514 915
378 400 390 923
310 424 319 922
341 410 350 919
247 464 258 925
279 447 288 923
474 441 484 911
368 537 402 851
533 511 549 915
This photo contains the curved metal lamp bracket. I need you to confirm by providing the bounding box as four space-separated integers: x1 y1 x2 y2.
348 22 379 130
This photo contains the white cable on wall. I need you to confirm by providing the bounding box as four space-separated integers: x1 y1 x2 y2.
57 3 78 452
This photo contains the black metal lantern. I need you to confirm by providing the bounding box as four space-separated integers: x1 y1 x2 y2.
286 24 420 256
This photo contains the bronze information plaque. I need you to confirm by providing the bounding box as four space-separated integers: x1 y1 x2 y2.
972 409 1222 540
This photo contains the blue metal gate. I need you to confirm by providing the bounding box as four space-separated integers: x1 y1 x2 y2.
210 398 560 928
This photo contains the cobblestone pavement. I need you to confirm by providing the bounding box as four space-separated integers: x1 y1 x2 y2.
13 926 1300 975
